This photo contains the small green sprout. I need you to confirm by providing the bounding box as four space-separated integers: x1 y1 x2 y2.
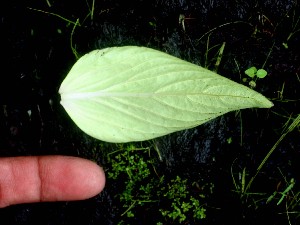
244 66 268 88
226 137 233 144
245 66 268 79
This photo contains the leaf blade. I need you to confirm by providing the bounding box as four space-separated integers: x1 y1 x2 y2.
59 46 273 143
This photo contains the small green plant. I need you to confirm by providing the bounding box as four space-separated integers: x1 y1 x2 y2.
266 178 296 206
159 176 208 223
244 66 268 88
106 144 210 224
107 144 158 220
265 169 300 224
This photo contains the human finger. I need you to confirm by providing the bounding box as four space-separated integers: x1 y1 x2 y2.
0 155 105 208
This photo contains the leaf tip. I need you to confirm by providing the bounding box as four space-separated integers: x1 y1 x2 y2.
258 97 274 108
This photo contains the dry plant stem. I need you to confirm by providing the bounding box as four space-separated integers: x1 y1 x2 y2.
245 114 300 192
27 7 80 26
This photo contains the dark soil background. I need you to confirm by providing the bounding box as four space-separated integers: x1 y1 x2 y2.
0 0 299 224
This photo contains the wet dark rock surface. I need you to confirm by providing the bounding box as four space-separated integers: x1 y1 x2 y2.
1 0 299 224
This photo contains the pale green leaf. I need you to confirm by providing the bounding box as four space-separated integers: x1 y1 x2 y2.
256 69 268 78
244 66 257 78
59 46 273 143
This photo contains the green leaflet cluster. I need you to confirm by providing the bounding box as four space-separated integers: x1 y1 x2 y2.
59 46 273 143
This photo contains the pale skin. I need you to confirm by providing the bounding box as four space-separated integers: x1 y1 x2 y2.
0 155 106 208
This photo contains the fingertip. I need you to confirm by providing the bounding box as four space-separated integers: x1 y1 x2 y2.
72 157 106 199
38 156 106 202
